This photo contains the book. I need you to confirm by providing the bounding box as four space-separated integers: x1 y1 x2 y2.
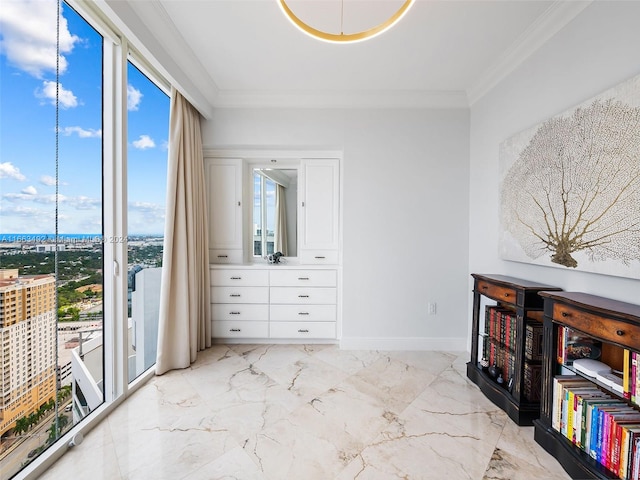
523 361 542 402
625 349 632 400
525 322 543 362
553 376 593 433
584 397 618 453
622 426 640 479
632 351 638 404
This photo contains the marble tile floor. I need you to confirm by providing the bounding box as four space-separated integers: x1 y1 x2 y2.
39 344 571 479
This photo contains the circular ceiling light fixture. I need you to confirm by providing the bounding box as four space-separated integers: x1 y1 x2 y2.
277 0 415 44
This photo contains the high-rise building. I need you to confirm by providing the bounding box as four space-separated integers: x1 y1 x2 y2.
0 269 57 437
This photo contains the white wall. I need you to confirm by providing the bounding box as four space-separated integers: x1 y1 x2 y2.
202 108 470 350
469 2 640 313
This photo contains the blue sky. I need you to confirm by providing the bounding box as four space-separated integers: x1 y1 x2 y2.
0 0 169 235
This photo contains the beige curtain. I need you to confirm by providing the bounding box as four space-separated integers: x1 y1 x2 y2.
274 184 288 255
156 88 211 375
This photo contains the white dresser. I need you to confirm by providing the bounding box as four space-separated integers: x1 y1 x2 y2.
210 265 338 341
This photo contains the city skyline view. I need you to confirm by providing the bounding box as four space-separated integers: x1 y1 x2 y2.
0 0 169 236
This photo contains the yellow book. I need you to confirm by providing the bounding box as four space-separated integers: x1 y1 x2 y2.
624 349 631 399
567 389 575 441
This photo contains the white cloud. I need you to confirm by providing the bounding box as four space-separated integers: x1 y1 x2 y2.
0 162 26 181
3 192 66 204
60 126 102 138
127 84 142 111
36 80 78 108
72 196 101 210
21 185 38 195
0 203 47 217
132 135 155 150
0 0 79 78
40 175 56 186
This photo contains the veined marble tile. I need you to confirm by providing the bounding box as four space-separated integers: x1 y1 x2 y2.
483 422 571 479
350 355 439 414
311 346 385 375
239 349 351 401
243 414 364 480
382 350 458 377
110 415 239 480
181 351 261 401
199 369 303 443
180 445 268 480
38 422 122 480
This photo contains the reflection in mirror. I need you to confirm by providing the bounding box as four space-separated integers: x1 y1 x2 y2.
253 168 297 259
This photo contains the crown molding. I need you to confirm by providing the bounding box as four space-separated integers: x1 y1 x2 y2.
212 89 469 109
467 0 593 106
107 0 218 118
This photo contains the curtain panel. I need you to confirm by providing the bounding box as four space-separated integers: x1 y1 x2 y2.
156 88 211 375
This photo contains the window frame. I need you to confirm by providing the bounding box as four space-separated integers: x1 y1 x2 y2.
16 1 167 477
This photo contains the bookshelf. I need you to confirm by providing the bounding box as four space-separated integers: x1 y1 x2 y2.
467 274 562 426
534 291 640 480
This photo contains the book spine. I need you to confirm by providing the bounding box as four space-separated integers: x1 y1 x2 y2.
620 427 630 480
625 349 632 400
632 351 637 405
557 326 566 365
590 404 601 460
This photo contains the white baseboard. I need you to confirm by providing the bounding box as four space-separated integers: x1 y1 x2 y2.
339 337 467 351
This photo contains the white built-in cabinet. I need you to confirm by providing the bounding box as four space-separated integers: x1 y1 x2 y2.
205 152 341 342
210 266 338 340
205 158 243 264
299 159 340 264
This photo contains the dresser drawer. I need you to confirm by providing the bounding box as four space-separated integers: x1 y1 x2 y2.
270 269 337 287
270 287 337 305
213 321 269 338
211 286 268 304
270 304 336 322
299 250 339 265
269 321 336 339
552 303 640 350
476 280 517 304
210 249 243 264
211 269 268 286
212 304 269 321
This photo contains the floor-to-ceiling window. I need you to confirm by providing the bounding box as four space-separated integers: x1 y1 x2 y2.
126 60 168 383
0 2 104 476
0 1 169 476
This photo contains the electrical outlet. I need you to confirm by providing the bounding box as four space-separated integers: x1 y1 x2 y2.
428 302 437 315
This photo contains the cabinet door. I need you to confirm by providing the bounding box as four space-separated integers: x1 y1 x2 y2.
299 159 339 252
206 158 243 252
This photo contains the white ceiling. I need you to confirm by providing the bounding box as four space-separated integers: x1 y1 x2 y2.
104 0 591 113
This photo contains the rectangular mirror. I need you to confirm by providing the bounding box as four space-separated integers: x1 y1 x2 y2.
252 168 298 259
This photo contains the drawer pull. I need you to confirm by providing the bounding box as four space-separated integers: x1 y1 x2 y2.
217 255 228 258
561 311 570 317
298 329 309 333
481 285 488 290
230 328 241 332
298 277 310 280
230 276 241 280
298 312 309 316
504 293 510 298
298 295 309 298
229 311 241 315
314 256 325 259
230 294 241 298
617 330 625 336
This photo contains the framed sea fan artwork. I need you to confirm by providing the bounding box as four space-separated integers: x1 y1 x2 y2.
499 73 640 279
